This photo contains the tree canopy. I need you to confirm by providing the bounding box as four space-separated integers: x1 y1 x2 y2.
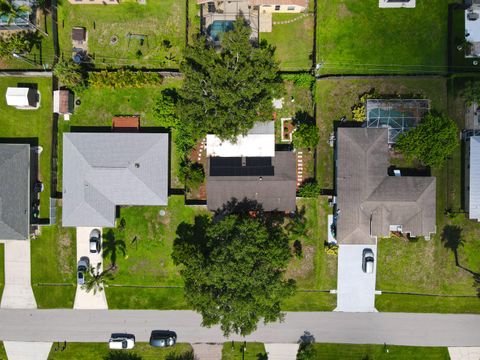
293 123 320 149
177 19 280 142
172 212 295 337
396 113 458 167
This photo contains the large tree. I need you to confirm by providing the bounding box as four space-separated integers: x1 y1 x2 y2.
172 213 295 337
396 113 458 167
178 19 280 142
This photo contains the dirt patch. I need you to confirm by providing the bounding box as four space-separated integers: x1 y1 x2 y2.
337 3 353 18
286 244 315 280
58 229 73 276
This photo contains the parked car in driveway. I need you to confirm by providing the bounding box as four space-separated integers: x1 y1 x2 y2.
77 257 89 285
362 248 374 274
109 333 135 350
89 229 101 253
149 330 177 348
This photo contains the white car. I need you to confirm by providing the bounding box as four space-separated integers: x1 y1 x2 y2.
362 248 374 274
108 335 135 350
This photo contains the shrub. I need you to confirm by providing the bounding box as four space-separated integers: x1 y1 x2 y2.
53 59 85 91
293 123 319 149
324 243 338 256
180 162 205 191
298 182 321 198
293 240 303 259
0 31 41 59
153 88 179 128
352 103 366 121
281 73 315 89
88 69 163 89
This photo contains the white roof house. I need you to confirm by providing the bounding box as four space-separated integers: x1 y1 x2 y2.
467 136 480 221
206 121 275 157
5 87 38 109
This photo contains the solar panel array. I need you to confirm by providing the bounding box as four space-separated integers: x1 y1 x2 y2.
209 157 274 177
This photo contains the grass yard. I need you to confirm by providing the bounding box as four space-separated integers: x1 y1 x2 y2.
261 13 314 71
307 343 450 360
283 198 337 311
58 0 186 68
0 76 53 219
48 342 193 360
104 196 210 309
222 342 266 360
0 13 55 69
0 342 6 359
317 0 450 74
316 77 448 189
31 206 77 308
0 244 4 300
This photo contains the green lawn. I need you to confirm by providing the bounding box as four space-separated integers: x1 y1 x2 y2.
48 342 193 360
261 13 314 71
222 342 266 360
31 206 77 308
308 343 450 360
282 198 337 311
0 77 53 219
58 0 186 68
0 342 6 359
317 0 451 74
104 196 210 309
316 77 448 189
0 244 4 301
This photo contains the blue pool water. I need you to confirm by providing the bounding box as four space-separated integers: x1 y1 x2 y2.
208 20 235 41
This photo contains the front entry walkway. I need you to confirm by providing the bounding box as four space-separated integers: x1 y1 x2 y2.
336 244 377 312
265 343 299 360
1 241 36 309
73 227 108 309
4 341 52 360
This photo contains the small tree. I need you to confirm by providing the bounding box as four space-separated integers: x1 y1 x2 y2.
396 113 458 167
81 263 113 295
180 162 205 191
153 88 178 128
53 59 84 90
293 123 319 149
298 181 321 198
0 31 41 59
172 214 295 337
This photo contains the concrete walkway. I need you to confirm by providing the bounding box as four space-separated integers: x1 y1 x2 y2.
191 343 222 360
448 347 480 360
265 344 299 360
1 241 36 309
4 342 52 360
73 227 108 309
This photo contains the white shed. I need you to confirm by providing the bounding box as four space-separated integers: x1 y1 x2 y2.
5 87 38 109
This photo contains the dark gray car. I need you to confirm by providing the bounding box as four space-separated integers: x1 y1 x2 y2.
149 330 177 348
77 257 90 285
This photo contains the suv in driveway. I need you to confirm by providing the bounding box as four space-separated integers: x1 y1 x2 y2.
77 257 90 285
89 229 101 253
362 248 374 274
149 330 177 348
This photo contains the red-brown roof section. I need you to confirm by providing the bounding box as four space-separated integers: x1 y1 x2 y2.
112 116 140 132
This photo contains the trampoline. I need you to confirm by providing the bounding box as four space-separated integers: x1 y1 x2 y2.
366 99 430 143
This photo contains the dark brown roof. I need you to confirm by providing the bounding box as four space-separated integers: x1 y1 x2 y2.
336 128 436 245
112 116 140 132
71 27 86 41
206 151 296 212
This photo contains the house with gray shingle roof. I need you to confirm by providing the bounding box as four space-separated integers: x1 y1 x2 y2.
0 144 30 240
62 133 169 227
335 128 436 245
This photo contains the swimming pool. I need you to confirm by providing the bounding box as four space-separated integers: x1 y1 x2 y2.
208 20 235 42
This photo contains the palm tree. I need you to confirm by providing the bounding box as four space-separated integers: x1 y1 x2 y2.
0 0 47 36
81 263 113 295
102 230 127 270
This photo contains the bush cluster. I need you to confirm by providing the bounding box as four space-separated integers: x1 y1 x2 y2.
88 69 163 89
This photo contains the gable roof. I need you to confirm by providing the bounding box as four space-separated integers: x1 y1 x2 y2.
0 144 30 240
206 121 275 157
336 128 436 245
206 151 296 212
62 133 169 227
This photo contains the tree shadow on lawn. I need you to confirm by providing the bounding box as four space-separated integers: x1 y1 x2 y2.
441 225 480 278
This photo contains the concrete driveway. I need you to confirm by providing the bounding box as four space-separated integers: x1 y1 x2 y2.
73 227 108 309
0 240 36 309
336 244 377 312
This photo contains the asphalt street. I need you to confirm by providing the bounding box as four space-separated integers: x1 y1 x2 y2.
0 310 479 346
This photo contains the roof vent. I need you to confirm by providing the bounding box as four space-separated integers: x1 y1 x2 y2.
135 163 140 168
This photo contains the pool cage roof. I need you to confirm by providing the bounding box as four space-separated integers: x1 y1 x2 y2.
366 99 430 143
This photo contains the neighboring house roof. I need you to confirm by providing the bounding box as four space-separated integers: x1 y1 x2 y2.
336 128 436 245
0 144 30 240
249 0 308 6
62 133 169 227
469 136 480 220
206 121 275 157
206 151 296 212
